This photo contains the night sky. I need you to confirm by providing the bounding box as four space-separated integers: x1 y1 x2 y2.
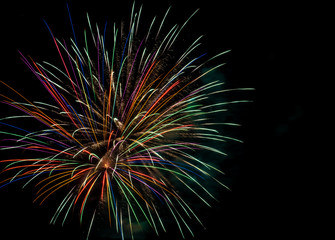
0 0 311 239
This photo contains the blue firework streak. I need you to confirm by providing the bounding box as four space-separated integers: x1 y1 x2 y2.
0 2 252 239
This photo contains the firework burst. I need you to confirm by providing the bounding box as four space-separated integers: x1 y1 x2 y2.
0 3 251 239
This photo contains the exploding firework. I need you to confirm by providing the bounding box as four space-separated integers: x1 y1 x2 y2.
0 3 251 240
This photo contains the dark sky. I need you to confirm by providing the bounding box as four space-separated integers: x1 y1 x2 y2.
0 0 311 239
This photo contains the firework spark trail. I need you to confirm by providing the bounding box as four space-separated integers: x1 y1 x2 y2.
0 3 252 240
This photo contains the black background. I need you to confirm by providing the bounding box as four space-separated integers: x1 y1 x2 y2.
0 0 313 239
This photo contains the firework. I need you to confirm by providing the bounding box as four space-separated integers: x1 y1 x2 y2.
0 3 251 239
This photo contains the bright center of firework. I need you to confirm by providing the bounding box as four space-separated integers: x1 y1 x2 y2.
97 154 116 170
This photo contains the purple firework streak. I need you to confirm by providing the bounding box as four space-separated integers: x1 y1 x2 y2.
0 3 252 240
